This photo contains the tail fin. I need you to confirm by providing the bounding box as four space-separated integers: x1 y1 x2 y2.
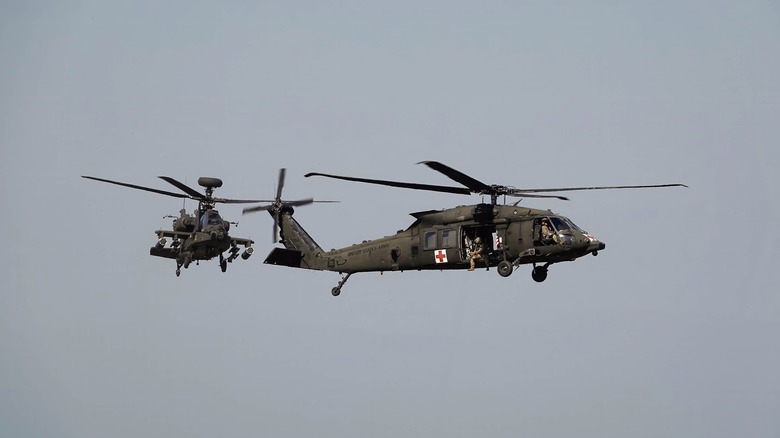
242 168 337 270
267 208 327 270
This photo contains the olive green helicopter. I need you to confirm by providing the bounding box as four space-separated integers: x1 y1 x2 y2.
82 175 264 276
244 162 686 297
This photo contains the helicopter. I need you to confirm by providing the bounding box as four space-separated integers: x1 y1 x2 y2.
244 162 686 297
82 175 262 276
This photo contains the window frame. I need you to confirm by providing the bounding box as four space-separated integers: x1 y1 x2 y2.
422 229 437 251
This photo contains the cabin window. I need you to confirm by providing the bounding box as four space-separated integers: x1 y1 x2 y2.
441 228 456 248
423 229 437 250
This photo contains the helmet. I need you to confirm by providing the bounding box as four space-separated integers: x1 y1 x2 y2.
474 237 482 243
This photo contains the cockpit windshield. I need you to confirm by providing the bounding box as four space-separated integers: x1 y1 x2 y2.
207 212 223 225
200 211 223 229
549 217 570 232
562 217 585 233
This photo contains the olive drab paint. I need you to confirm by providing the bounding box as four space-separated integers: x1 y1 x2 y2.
82 175 259 276
245 163 686 296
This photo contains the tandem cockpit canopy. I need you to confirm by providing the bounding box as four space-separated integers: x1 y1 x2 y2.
200 210 224 230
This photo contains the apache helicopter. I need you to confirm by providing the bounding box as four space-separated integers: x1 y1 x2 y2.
82 175 262 276
244 162 685 297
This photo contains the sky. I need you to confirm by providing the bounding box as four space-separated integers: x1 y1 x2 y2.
1 1 779 437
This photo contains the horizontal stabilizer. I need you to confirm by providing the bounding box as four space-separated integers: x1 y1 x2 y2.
264 247 304 268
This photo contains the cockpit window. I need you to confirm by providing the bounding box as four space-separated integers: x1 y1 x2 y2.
549 217 570 232
207 212 223 225
563 217 585 233
200 211 223 229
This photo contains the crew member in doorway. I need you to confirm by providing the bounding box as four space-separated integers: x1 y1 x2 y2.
468 236 483 271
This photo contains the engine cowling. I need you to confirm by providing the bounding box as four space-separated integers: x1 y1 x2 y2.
174 215 196 232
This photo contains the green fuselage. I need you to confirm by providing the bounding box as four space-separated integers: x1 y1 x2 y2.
267 204 605 274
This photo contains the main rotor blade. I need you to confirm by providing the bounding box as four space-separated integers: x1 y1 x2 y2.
418 161 492 192
507 192 570 200
217 198 276 204
276 168 286 201
157 176 205 199
304 172 471 195
82 176 189 199
512 183 688 193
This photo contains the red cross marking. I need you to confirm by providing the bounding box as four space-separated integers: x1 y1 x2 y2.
435 250 447 263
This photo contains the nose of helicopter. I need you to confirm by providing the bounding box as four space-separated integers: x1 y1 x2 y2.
588 239 607 255
586 236 605 255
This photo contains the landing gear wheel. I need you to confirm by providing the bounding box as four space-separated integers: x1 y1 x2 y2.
532 266 548 283
497 260 513 278
220 259 227 272
330 272 351 297
176 268 181 277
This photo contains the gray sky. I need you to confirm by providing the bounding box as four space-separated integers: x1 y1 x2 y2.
2 1 778 437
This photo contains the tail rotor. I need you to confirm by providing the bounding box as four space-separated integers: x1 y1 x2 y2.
243 168 337 242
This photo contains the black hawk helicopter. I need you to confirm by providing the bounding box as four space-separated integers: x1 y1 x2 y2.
82 175 262 276
244 162 686 297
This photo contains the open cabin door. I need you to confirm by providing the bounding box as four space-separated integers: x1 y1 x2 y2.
460 224 498 261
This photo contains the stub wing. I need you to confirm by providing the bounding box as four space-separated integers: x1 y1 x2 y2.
154 230 192 239
230 236 254 247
